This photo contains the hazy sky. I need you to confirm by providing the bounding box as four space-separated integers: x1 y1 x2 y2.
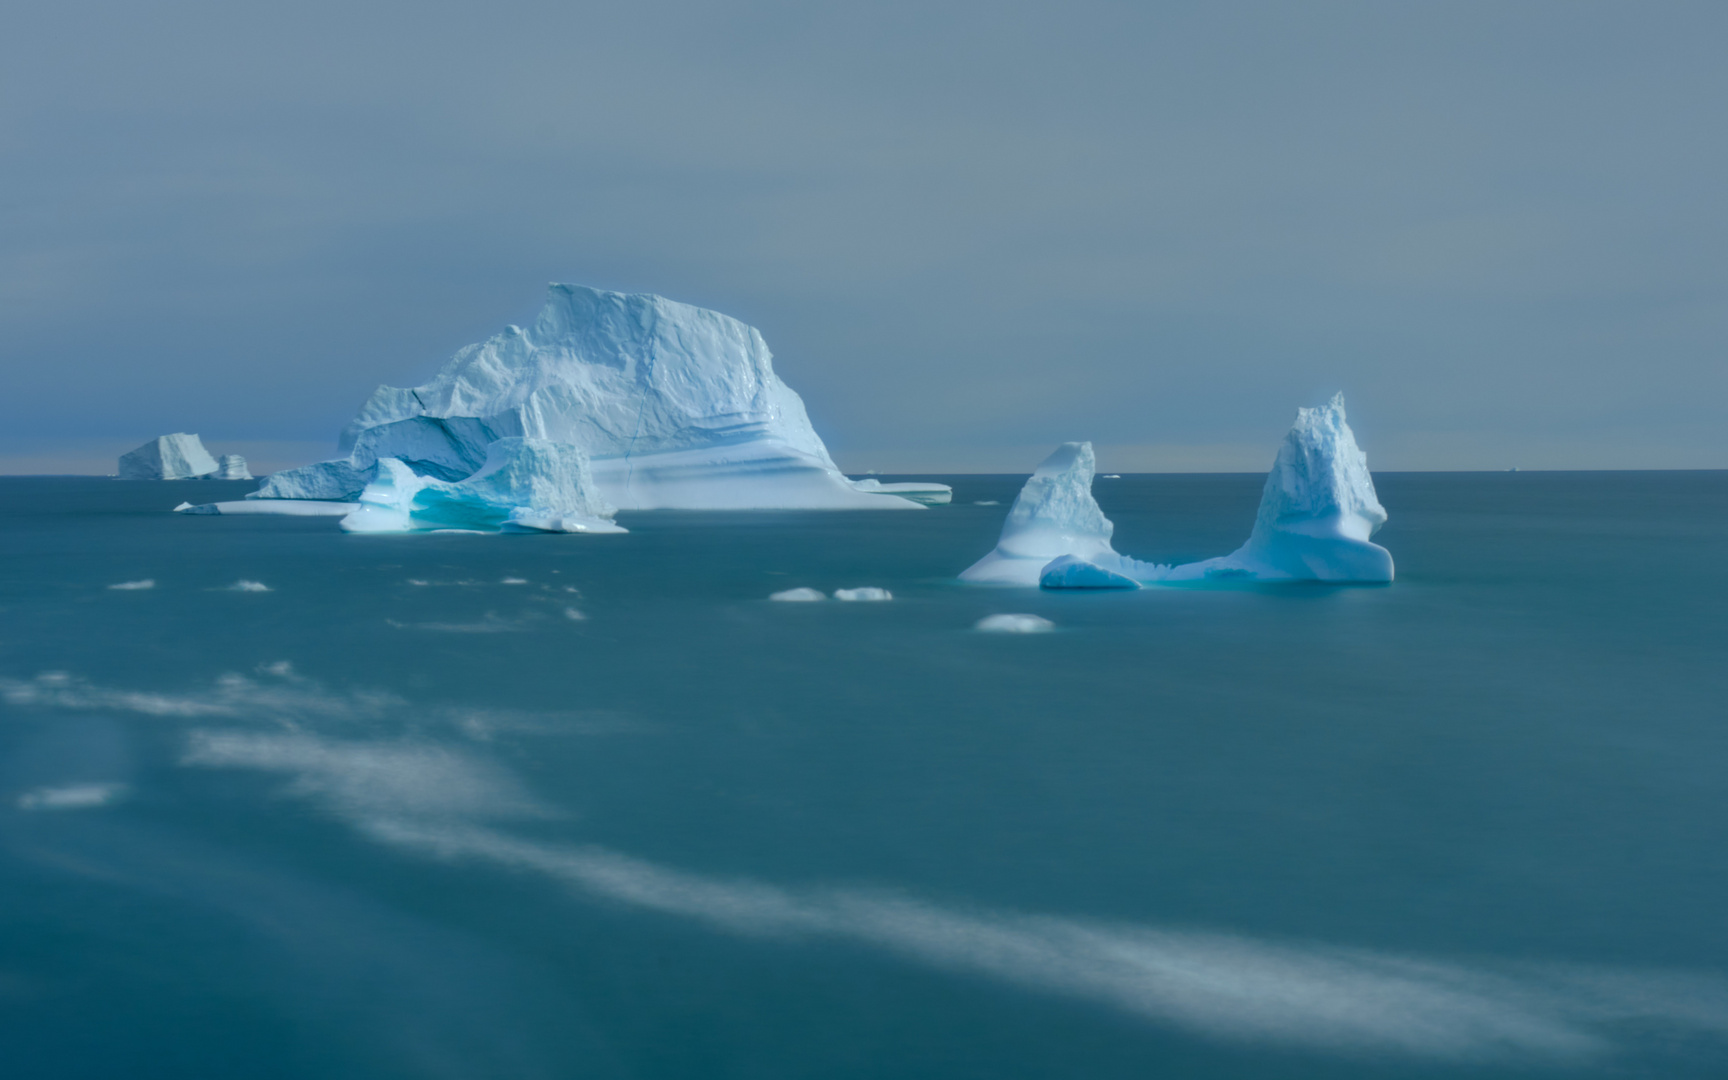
2 1 1723 473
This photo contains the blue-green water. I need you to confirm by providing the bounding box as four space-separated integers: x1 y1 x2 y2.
3 472 1726 1078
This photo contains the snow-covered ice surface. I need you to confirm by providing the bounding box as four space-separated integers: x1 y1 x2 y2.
769 587 826 602
118 434 219 480
959 443 1122 586
255 285 926 511
970 397 1393 588
339 438 625 535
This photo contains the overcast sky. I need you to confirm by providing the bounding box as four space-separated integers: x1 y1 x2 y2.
2 1 1723 473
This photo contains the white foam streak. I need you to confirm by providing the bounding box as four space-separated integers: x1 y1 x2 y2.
182 732 545 820
363 820 1688 1063
0 670 402 721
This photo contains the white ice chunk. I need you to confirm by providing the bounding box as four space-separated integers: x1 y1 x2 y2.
1163 394 1393 583
960 442 1122 586
1038 555 1141 590
228 580 272 592
833 587 892 601
975 613 1055 633
257 285 925 510
107 579 155 590
212 454 252 480
339 437 624 535
769 587 826 601
118 433 219 480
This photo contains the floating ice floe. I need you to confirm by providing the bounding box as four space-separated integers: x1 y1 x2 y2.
965 395 1393 587
107 579 155 591
244 284 948 512
338 438 626 535
975 613 1055 633
228 580 272 592
834 587 892 601
769 587 826 601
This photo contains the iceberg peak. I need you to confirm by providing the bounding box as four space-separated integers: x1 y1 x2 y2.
960 442 1122 585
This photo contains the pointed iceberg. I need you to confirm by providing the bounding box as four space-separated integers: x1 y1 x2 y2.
968 395 1393 588
118 434 219 480
339 437 625 534
1170 394 1392 583
959 442 1126 585
255 285 942 511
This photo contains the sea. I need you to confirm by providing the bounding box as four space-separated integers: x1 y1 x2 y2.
2 471 1725 1079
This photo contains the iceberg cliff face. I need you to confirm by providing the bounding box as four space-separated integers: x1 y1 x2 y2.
339 437 623 534
259 285 928 510
118 434 220 480
959 443 1123 585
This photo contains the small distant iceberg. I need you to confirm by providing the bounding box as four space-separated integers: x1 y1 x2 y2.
963 395 1394 587
834 587 892 601
769 587 826 601
339 437 626 535
212 454 252 480
118 434 248 480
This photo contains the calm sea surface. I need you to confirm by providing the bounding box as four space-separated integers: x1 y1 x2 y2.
2 472 1726 1079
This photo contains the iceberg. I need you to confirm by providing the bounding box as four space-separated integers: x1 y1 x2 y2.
1163 394 1392 583
965 395 1393 588
253 285 943 511
118 433 219 480
833 587 892 601
958 442 1123 586
212 454 252 480
338 437 625 535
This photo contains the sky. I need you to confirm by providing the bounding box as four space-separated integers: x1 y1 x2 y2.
1 0 1723 474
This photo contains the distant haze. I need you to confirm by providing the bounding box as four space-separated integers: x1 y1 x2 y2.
1 1 1723 474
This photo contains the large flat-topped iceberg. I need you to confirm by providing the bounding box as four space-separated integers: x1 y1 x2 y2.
254 285 940 511
964 396 1394 587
